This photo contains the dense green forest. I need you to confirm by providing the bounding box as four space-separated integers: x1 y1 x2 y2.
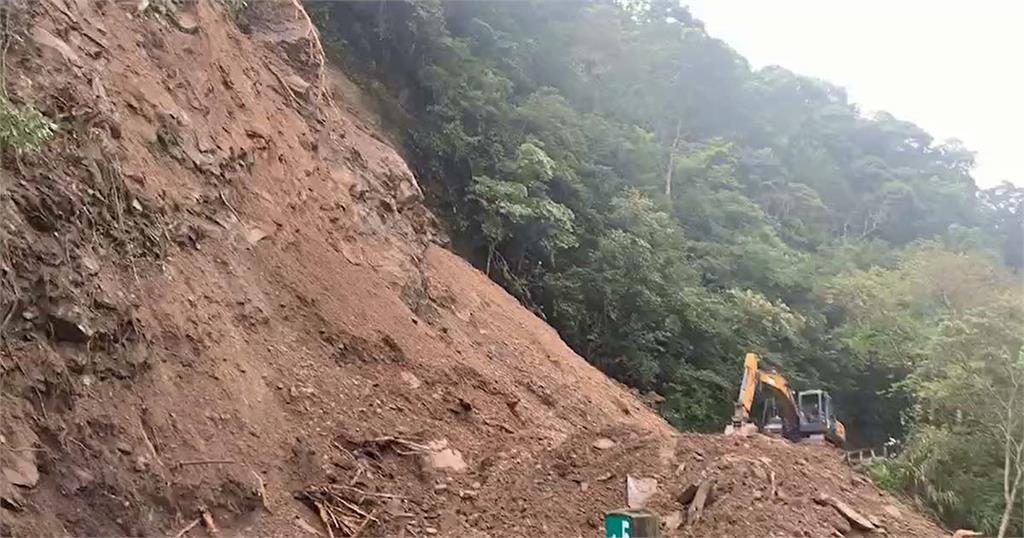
306 1 1023 533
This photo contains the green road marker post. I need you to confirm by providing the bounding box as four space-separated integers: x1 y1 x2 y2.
605 509 659 538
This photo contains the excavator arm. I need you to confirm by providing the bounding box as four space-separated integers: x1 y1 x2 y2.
727 352 801 439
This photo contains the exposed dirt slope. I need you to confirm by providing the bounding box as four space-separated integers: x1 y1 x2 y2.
0 1 945 537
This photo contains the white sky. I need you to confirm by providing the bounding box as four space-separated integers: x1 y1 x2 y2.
684 1 1022 188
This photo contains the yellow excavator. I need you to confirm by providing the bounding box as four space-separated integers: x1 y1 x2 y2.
724 352 846 446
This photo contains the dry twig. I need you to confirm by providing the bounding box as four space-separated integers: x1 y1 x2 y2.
173 517 201 538
173 459 238 469
251 469 272 513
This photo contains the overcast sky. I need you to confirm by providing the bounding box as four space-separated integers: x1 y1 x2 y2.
684 1 1022 188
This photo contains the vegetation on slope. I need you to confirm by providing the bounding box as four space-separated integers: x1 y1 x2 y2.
306 0 1023 532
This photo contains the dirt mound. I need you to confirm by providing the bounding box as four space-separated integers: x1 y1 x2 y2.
0 1 944 537
664 434 940 537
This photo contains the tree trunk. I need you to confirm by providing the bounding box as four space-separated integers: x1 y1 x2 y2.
997 383 1023 538
664 119 682 198
998 465 1022 537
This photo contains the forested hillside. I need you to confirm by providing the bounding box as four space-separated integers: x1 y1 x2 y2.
307 0 1023 533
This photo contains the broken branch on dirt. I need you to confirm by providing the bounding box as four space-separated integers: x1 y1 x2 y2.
370 436 430 454
173 517 201 538
173 459 238 470
814 493 876 531
297 484 397 537
251 469 273 513
314 501 336 538
138 416 163 467
352 508 377 538
218 190 241 222
336 485 406 500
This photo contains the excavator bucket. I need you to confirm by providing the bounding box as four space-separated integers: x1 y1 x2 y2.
723 422 758 437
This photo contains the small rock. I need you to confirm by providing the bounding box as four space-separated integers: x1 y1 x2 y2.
626 475 657 509
882 505 901 520
48 310 93 343
246 227 271 245
832 516 852 535
471 481 481 489
31 27 83 67
399 371 422 389
71 466 95 486
115 442 133 455
0 477 24 511
663 510 683 531
579 481 589 492
433 483 448 493
171 12 199 34
424 446 467 473
284 74 311 94
1 425 39 488
678 482 700 505
592 438 616 450
394 173 424 209
424 527 438 535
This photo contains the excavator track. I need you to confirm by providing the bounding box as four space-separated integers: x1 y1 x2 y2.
801 434 827 445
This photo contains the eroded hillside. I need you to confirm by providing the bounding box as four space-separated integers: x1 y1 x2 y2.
0 1 945 536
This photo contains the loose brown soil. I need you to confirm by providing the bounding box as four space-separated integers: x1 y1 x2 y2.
0 1 947 537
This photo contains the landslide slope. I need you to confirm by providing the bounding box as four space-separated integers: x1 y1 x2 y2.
0 1 944 537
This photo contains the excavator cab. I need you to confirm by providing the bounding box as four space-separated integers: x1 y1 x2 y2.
797 390 844 445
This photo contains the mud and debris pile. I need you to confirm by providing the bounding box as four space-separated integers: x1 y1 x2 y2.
0 1 945 536
663 434 940 537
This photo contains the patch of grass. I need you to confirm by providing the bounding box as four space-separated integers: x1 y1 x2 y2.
216 0 250 18
0 95 56 152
